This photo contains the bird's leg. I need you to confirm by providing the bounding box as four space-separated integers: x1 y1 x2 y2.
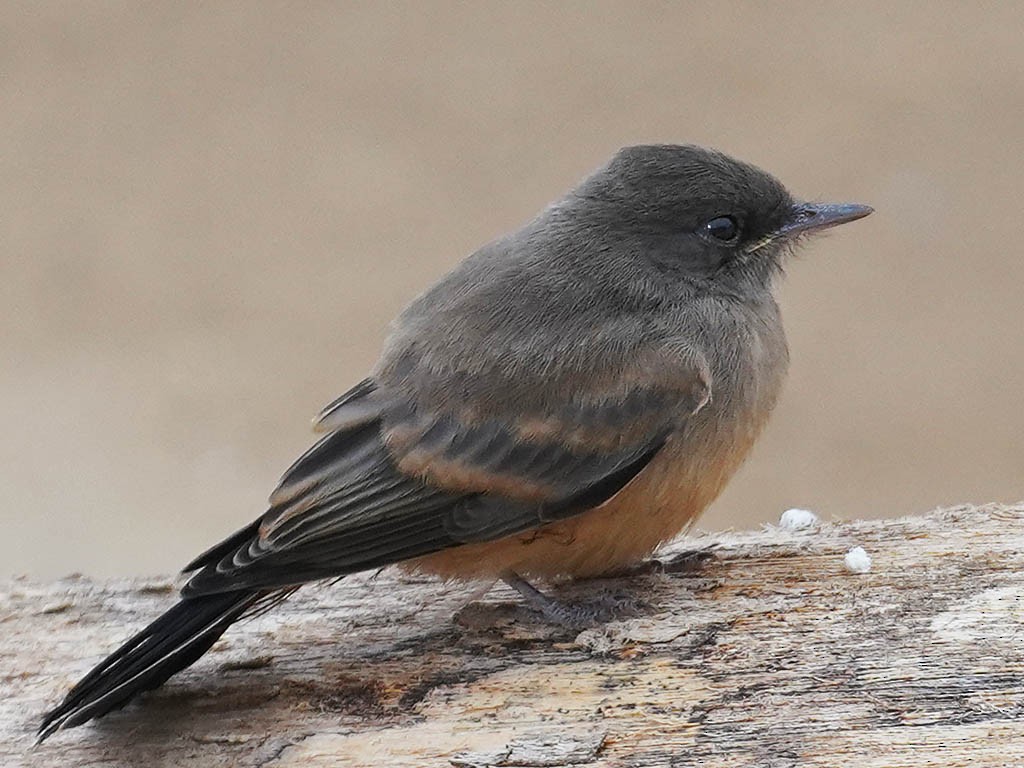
501 572 636 629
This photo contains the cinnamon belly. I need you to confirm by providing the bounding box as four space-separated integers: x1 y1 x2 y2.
404 418 762 581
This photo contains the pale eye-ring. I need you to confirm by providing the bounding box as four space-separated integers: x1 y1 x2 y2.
703 215 740 242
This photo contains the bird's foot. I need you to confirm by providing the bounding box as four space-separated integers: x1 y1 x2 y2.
610 546 716 577
502 573 641 630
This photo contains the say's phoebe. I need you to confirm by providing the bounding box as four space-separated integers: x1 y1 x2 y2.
39 144 871 741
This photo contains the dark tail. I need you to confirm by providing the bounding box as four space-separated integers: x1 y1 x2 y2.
37 589 262 742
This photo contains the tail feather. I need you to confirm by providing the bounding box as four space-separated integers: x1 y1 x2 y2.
37 590 263 743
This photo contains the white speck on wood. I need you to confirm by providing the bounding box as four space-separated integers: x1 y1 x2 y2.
779 508 820 531
844 545 872 573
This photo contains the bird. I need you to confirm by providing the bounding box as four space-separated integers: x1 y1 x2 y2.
38 144 872 741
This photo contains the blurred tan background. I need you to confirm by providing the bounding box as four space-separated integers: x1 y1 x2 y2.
2 2 1022 579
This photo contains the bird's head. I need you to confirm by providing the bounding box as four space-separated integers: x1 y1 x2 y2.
570 144 872 294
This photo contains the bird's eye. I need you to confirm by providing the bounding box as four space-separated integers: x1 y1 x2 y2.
703 216 740 242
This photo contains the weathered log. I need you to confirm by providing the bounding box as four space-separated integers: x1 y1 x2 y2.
3 504 1023 767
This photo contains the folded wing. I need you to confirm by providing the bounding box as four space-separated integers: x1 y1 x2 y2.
182 362 708 596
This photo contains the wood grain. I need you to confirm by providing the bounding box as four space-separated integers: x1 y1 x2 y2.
4 504 1022 767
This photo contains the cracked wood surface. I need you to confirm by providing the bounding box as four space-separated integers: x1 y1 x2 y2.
3 504 1023 767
